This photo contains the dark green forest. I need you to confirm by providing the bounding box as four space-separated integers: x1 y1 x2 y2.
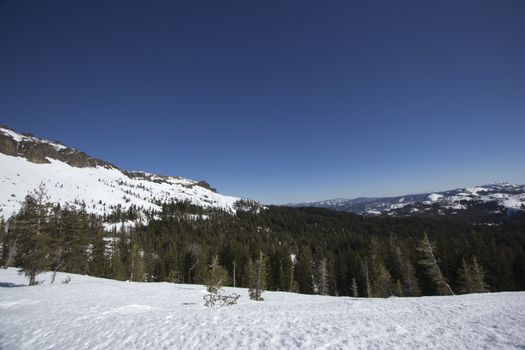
2 188 525 297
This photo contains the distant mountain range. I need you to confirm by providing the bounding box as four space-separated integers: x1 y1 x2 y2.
288 183 525 222
0 126 243 220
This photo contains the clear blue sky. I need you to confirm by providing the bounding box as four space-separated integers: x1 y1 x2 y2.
1 0 524 204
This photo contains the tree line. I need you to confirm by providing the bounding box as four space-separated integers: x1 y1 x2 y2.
1 185 524 297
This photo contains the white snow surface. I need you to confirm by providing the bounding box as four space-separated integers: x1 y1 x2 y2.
428 193 444 202
1 268 524 350
0 153 240 219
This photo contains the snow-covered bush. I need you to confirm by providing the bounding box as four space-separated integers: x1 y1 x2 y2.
204 293 240 307
203 255 239 307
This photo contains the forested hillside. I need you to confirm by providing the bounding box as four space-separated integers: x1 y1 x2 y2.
2 185 525 297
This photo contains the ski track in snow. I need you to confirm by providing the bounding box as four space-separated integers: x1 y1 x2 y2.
1 269 524 349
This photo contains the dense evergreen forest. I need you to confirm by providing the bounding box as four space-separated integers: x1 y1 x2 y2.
2 186 525 297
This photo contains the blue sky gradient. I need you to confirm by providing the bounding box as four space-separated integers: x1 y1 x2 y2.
1 0 524 204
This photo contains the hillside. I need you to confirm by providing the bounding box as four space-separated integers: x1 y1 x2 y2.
0 127 242 219
1 268 524 350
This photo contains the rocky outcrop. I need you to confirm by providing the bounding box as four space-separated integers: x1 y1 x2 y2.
0 126 115 169
123 171 218 193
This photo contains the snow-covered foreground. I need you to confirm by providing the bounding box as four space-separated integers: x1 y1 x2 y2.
1 269 524 350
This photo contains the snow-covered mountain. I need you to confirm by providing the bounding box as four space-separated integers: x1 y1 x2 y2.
289 183 525 219
0 126 242 219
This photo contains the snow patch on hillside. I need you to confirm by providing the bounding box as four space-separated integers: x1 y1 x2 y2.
428 193 444 202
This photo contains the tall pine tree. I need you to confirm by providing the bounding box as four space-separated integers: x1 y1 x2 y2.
248 251 268 301
417 232 453 295
16 184 52 285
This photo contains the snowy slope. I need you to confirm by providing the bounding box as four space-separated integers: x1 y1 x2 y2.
1 268 524 350
0 127 241 219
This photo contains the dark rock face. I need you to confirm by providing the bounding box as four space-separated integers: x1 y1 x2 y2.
0 127 115 169
196 181 217 193
0 134 17 156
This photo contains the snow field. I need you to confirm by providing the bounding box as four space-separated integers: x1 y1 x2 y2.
1 268 524 349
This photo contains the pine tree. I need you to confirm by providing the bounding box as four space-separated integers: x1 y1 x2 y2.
459 256 489 294
0 218 4 266
186 242 206 284
351 277 359 297
295 247 314 294
205 255 229 294
111 239 127 281
89 233 108 278
367 240 393 298
363 259 371 297
371 261 393 297
203 255 231 307
48 205 91 276
394 280 403 296
396 247 421 296
287 253 298 293
130 243 145 282
16 184 52 285
248 251 268 301
2 219 17 269
457 258 475 294
417 232 454 295
471 256 489 293
402 260 421 296
317 258 329 295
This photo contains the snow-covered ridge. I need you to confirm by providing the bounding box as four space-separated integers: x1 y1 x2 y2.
0 126 115 168
0 127 69 151
0 127 242 218
290 183 525 217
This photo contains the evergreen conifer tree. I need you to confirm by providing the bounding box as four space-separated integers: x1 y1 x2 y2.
394 280 403 296
417 232 454 295
351 277 359 297
286 253 298 293
16 185 53 285
130 243 145 282
371 261 393 297
111 240 127 281
317 258 329 295
89 233 108 277
2 219 17 269
459 256 489 293
205 255 229 294
396 247 421 296
471 256 489 293
295 247 314 294
458 258 475 293
363 259 371 297
248 251 268 301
